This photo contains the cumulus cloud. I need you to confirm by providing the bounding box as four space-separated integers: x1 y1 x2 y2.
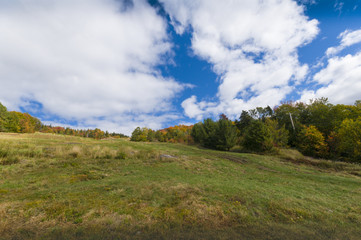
0 0 185 134
181 96 204 120
160 0 319 119
326 28 361 56
300 52 361 104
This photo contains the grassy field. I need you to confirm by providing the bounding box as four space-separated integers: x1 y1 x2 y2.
0 133 360 239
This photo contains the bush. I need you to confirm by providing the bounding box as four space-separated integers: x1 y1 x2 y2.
115 151 126 160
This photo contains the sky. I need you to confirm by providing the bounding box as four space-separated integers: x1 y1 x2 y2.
0 0 361 135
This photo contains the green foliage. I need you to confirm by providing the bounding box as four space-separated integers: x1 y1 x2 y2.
191 123 206 144
191 118 217 148
191 117 237 151
303 98 334 136
249 106 273 120
0 102 9 132
214 118 238 151
242 120 273 152
265 118 289 148
6 112 21 132
130 127 150 142
235 110 254 133
336 118 361 162
297 125 328 158
273 101 305 146
200 118 217 148
147 129 156 142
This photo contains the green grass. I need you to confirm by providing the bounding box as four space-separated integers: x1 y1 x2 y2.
0 132 360 239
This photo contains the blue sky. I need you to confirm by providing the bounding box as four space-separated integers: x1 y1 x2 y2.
0 0 361 134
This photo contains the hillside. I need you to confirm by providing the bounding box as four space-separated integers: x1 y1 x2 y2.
0 133 360 239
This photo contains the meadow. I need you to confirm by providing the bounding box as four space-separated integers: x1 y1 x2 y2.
0 132 360 239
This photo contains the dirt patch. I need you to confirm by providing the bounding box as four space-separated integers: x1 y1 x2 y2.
257 165 280 173
282 157 361 176
214 153 248 164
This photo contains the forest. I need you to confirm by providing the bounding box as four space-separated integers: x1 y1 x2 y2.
131 98 361 163
0 102 126 139
1 98 361 162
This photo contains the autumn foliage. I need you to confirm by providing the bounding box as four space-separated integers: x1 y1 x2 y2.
131 125 193 144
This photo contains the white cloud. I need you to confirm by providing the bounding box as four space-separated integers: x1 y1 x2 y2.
334 1 344 15
160 0 319 119
78 113 181 135
181 96 204 120
300 52 361 104
326 28 361 56
0 0 185 134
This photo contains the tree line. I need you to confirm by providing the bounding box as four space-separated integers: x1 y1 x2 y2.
131 125 193 144
0 102 127 139
131 98 361 163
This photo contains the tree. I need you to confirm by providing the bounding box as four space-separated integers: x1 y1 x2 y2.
235 110 254 134
200 118 217 149
191 123 206 144
297 125 328 158
0 102 9 132
214 117 237 151
130 127 149 142
249 106 273 121
265 118 289 148
6 112 21 132
242 120 273 152
304 98 333 136
147 129 156 142
336 118 361 162
274 101 307 146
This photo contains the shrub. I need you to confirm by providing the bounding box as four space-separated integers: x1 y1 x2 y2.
115 151 126 160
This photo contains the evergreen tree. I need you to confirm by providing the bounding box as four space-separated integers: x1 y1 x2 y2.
235 110 254 134
191 122 207 145
242 120 273 152
201 118 217 149
214 118 237 151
